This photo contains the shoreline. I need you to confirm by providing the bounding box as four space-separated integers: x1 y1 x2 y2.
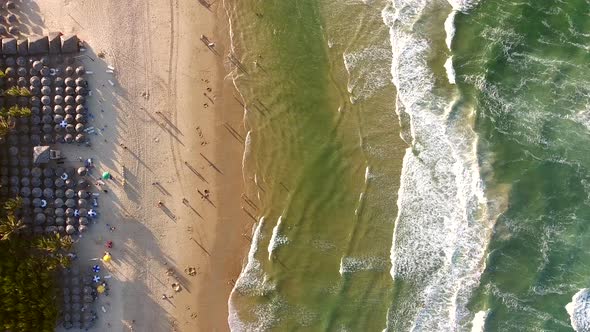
32 0 248 331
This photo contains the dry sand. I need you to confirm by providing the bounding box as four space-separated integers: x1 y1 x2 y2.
27 0 249 331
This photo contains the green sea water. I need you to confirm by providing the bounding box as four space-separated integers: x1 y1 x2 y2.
225 0 590 330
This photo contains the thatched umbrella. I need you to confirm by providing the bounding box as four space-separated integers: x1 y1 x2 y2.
65 208 74 217
65 189 75 198
35 213 45 225
64 95 74 105
30 75 40 86
42 167 53 177
30 106 40 115
43 178 53 188
54 76 64 86
16 57 25 67
30 115 40 125
77 180 89 190
65 198 75 208
64 77 75 87
77 199 87 208
16 76 25 87
78 225 87 233
54 94 63 105
75 95 84 105
65 86 74 95
29 85 39 95
55 188 64 198
75 123 84 133
76 167 87 177
41 77 51 86
55 208 64 217
78 217 89 225
9 175 18 186
41 114 51 124
30 96 40 106
75 114 85 124
32 198 41 207
66 217 76 226
45 226 57 233
16 67 26 77
43 188 53 199
65 224 75 234
75 77 86 87
5 67 14 77
41 134 52 144
54 198 64 207
41 105 51 115
65 178 75 188
64 113 74 123
8 186 19 197
65 66 74 76
55 178 64 188
32 60 43 71
55 86 64 95
64 133 73 143
8 146 17 156
65 105 74 114
77 190 88 198
5 57 14 66
78 208 87 217
53 114 64 124
42 126 52 136
40 67 50 77
76 66 85 76
74 104 84 113
75 134 85 143
20 177 30 186
32 187 42 198
29 68 38 76
20 167 30 176
54 125 64 135
31 177 41 187
75 86 86 96
20 187 30 197
41 95 50 105
55 217 65 226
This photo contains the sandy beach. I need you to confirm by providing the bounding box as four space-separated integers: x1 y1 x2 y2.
25 0 248 331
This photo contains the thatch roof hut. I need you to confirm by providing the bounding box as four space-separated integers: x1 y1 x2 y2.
33 146 50 164
61 35 79 53
2 38 16 55
48 32 61 54
28 36 49 55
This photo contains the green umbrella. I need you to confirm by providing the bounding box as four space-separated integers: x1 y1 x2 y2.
102 172 111 180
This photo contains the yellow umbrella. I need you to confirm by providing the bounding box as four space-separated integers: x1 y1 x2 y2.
97 284 106 294
102 253 112 263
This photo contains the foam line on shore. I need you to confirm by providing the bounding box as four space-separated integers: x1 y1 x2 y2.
382 0 491 329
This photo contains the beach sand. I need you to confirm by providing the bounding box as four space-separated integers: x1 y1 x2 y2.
30 0 248 331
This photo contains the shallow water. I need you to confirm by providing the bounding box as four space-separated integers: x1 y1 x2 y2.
226 0 590 330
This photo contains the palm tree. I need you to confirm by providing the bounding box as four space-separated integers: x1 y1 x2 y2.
0 215 25 241
34 233 73 253
3 197 22 215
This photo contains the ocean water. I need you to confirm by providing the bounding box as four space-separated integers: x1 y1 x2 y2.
225 0 590 330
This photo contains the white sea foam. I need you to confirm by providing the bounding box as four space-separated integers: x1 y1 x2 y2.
339 256 389 275
444 56 456 84
470 310 489 332
566 289 590 331
444 10 457 50
268 216 288 260
382 0 491 330
343 47 392 102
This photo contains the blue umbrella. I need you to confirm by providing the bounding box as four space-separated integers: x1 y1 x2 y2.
92 265 100 273
93 275 101 283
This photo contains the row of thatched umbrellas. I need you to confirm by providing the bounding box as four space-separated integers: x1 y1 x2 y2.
62 269 98 329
